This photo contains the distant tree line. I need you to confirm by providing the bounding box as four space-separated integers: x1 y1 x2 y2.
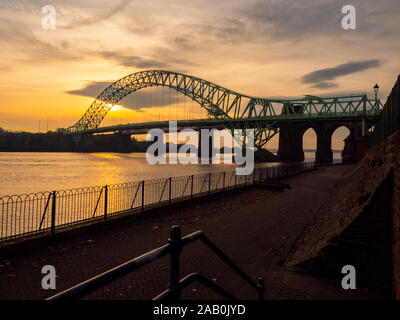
0 129 154 153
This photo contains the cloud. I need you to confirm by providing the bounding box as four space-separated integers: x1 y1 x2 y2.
242 0 400 43
0 19 80 63
173 36 196 50
205 17 249 43
65 80 181 110
66 81 112 98
301 59 384 88
99 51 168 68
172 17 250 49
61 0 133 29
310 82 338 89
243 0 339 40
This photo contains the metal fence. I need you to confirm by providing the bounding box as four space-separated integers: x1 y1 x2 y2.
369 75 400 147
0 162 316 242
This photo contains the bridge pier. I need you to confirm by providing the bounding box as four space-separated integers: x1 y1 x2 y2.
315 128 333 164
342 124 368 163
277 124 305 162
278 122 339 164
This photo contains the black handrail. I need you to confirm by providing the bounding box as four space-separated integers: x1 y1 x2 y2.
47 225 265 300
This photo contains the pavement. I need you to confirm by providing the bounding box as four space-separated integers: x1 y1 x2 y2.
0 164 385 300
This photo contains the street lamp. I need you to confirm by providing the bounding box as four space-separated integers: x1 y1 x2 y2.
373 83 379 114
374 83 379 101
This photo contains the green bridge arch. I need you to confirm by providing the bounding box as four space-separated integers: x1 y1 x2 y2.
67 70 382 148
68 70 262 132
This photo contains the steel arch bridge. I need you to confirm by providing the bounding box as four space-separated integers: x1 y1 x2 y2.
66 70 383 149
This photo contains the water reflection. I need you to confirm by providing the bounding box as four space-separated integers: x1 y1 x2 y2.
0 151 340 196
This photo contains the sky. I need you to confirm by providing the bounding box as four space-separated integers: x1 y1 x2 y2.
0 0 399 149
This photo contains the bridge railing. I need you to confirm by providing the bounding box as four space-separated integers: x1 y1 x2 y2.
0 162 316 242
369 75 400 147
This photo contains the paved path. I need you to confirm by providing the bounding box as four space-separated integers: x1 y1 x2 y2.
0 165 384 299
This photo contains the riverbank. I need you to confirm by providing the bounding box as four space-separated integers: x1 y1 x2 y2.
0 164 384 300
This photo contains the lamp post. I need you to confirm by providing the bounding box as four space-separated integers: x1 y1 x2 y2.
374 83 379 113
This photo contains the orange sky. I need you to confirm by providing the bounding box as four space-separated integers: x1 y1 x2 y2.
0 0 399 150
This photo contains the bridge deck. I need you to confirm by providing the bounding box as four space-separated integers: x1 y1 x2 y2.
75 110 380 135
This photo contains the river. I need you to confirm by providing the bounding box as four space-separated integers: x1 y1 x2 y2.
0 151 341 196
